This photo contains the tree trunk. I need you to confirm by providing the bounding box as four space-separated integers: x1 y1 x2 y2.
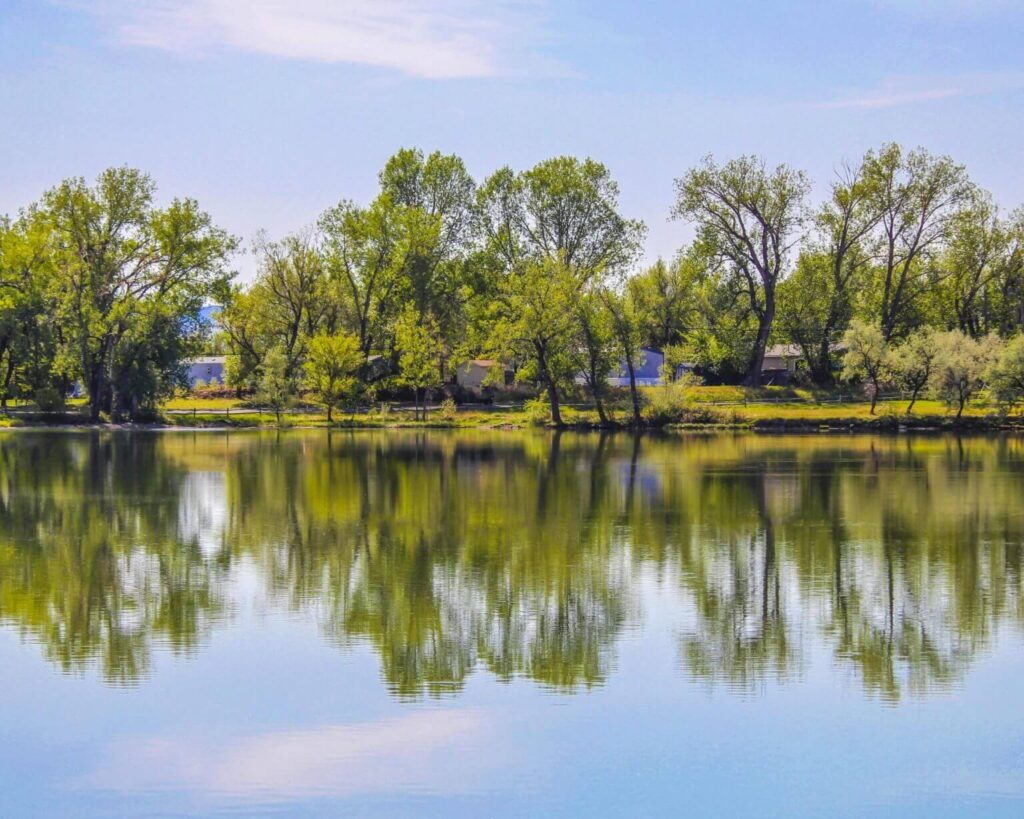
327 404 333 423
906 387 921 416
745 298 775 387
625 356 641 426
869 380 879 415
589 367 608 425
546 379 562 427
535 343 563 427
811 336 834 385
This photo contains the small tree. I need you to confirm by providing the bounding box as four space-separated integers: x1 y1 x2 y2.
258 345 293 425
930 330 1000 420
601 287 644 426
304 331 362 423
985 334 1024 413
574 292 618 425
395 306 444 421
889 329 939 415
840 320 890 414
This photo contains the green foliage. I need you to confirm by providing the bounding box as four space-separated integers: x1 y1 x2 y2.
573 291 618 423
33 386 64 413
641 380 692 426
523 396 551 426
5 143 1024 424
43 167 236 420
673 154 809 384
841 320 891 413
930 330 1001 418
439 397 458 422
218 230 329 387
889 329 940 413
304 331 362 422
258 346 293 424
986 335 1024 411
627 256 702 349
394 305 444 420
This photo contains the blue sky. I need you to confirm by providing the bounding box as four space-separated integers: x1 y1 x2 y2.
2 0 1023 275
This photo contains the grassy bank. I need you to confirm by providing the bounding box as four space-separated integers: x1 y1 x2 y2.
2 387 1022 431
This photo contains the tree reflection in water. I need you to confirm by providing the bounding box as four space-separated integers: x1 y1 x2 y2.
0 430 1021 699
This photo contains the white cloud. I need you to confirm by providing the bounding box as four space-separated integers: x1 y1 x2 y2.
818 72 1024 110
81 709 495 802
69 0 552 79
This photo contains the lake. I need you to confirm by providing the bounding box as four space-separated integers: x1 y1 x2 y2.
1 430 1023 817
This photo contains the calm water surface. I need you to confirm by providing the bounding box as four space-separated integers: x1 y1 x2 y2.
1 430 1023 817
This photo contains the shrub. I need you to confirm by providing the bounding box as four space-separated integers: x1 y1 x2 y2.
523 396 551 426
840 320 891 414
33 386 65 413
930 331 1001 419
642 381 692 426
439 397 458 423
986 335 1024 413
889 329 939 414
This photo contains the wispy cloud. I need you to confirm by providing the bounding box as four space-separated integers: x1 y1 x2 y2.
818 72 1024 110
67 0 554 79
81 709 495 802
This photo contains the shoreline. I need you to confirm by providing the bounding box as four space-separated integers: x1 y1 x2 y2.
2 413 1023 434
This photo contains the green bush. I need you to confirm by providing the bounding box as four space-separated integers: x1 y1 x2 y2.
439 397 458 422
523 396 551 426
33 386 65 413
641 381 692 425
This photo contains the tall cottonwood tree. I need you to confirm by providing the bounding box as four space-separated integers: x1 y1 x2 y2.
673 155 809 385
319 194 413 366
863 143 973 340
379 148 476 346
790 161 884 383
475 157 644 423
0 210 57 405
935 195 1020 337
45 167 235 420
219 230 331 387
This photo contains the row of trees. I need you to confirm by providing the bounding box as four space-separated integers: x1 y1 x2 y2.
2 144 1023 422
216 150 646 426
841 322 1024 417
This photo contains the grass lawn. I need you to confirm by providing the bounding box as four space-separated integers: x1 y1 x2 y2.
3 388 998 430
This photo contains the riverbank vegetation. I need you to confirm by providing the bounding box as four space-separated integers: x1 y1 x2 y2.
1 144 1023 427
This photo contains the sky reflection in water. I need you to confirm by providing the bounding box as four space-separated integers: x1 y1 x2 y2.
1 430 1023 817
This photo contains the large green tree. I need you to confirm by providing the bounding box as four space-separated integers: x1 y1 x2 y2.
319 194 413 366
475 157 644 422
0 210 58 406
779 161 883 383
861 144 973 340
379 148 475 347
44 167 235 419
673 155 809 385
219 230 330 388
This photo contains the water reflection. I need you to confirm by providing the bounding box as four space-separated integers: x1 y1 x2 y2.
83 709 492 802
0 430 1022 700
